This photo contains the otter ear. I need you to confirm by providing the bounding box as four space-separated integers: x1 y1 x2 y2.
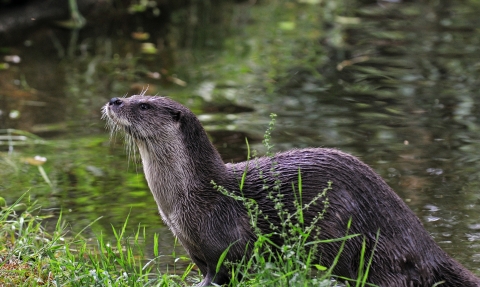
172 110 182 122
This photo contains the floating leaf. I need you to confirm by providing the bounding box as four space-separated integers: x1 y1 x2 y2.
335 16 361 25
23 155 47 166
0 63 9 70
131 32 150 41
9 110 20 119
278 21 296 31
141 43 157 54
298 0 322 4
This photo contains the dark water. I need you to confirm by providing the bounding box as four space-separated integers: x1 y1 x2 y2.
1 0 479 275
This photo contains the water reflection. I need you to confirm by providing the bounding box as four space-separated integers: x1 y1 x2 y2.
0 0 479 275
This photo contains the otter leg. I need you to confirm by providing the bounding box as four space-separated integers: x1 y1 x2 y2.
190 255 210 285
190 255 229 286
196 266 229 287
210 266 230 285
196 273 214 287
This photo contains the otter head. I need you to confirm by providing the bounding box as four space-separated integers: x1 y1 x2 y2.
105 94 210 151
102 94 206 168
102 95 225 179
102 95 190 141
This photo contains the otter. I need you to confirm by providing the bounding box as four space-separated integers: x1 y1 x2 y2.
103 95 480 287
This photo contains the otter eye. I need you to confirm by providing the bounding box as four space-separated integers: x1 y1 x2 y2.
139 103 151 110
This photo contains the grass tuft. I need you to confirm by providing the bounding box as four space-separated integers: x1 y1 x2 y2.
0 192 197 287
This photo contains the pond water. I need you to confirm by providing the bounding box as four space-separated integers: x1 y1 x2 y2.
1 0 479 276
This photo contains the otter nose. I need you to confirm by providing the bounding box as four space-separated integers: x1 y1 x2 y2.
109 97 123 106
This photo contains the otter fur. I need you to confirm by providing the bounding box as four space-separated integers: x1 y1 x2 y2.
103 95 480 287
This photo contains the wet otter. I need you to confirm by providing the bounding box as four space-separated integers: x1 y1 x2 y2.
103 95 480 287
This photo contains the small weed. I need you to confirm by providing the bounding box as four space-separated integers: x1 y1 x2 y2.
213 113 376 286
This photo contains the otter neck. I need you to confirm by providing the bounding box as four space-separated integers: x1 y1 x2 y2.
135 133 228 214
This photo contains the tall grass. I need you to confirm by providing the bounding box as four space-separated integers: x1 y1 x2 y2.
0 192 196 286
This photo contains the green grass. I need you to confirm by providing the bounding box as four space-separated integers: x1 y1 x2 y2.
0 192 197 287
0 191 376 287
